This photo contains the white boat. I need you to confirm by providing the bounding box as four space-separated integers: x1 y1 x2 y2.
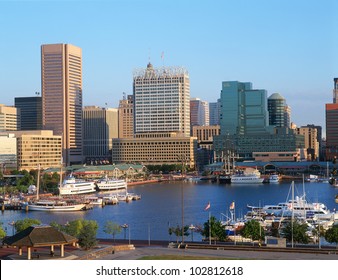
305 174 318 182
102 194 119 204
95 176 127 191
59 175 96 195
25 199 87 212
269 174 280 183
249 195 330 217
231 168 264 184
84 196 103 206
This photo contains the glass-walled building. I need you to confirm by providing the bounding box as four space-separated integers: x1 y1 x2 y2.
219 81 270 135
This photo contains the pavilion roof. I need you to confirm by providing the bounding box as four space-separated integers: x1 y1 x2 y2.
3 225 77 247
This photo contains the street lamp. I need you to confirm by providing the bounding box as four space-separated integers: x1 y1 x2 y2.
121 224 128 240
189 224 195 242
8 221 15 235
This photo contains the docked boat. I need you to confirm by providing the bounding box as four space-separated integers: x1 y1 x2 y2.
231 168 264 184
306 174 318 182
102 194 119 205
24 199 87 212
59 175 96 195
335 194 338 203
84 196 103 206
268 174 280 183
95 176 127 191
248 195 330 217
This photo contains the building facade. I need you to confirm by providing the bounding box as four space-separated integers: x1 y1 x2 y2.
15 96 42 130
190 98 209 127
0 104 20 131
296 126 320 161
112 133 197 168
0 133 17 172
118 94 134 138
268 93 288 128
214 132 305 160
133 63 190 137
219 81 270 135
41 43 83 165
325 103 338 160
14 130 62 171
83 106 118 164
209 99 220 125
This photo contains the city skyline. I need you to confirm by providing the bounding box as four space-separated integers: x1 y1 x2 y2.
1 0 337 135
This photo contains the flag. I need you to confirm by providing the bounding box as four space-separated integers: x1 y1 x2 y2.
204 201 210 211
229 201 235 210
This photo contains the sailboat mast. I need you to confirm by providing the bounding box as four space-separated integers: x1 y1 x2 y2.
291 181 294 248
36 164 40 201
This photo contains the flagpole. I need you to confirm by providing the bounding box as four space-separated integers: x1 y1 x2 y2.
209 211 211 245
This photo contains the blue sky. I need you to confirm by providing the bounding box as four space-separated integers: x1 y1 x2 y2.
0 0 337 135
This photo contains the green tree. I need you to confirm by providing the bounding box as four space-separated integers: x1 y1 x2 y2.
241 219 265 241
14 218 41 233
202 216 227 242
0 222 6 239
103 221 122 243
281 220 310 244
77 220 98 250
16 170 34 187
324 224 338 247
168 225 190 243
64 219 85 237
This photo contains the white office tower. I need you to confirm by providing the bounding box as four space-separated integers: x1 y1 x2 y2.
133 63 190 137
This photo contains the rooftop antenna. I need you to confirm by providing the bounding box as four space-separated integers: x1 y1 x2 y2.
123 92 126 100
148 47 151 64
161 51 164 67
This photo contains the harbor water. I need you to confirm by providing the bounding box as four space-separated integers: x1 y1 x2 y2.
1 180 337 241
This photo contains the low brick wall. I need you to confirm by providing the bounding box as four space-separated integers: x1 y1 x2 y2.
77 244 135 260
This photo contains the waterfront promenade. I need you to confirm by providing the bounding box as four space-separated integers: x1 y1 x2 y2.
2 239 338 260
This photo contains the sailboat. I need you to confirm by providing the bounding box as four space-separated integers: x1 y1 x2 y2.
25 164 87 212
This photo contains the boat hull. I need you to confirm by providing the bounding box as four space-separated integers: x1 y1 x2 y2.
96 180 127 191
27 203 86 212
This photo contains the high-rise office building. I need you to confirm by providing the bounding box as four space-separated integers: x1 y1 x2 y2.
325 78 338 160
296 126 319 160
0 104 20 131
268 93 289 128
219 81 269 135
112 63 197 167
83 106 118 164
326 106 338 161
15 96 42 130
284 105 291 128
118 94 134 138
133 63 190 137
14 130 62 171
41 44 83 165
333 78 338 103
209 99 220 125
190 98 209 127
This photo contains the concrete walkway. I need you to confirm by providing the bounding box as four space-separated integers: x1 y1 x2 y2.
98 246 338 260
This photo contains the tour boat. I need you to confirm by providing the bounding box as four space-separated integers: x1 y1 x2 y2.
59 175 96 195
231 168 264 184
95 176 127 191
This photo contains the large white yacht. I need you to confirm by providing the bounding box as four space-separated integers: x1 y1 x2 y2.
59 175 96 195
231 168 264 184
95 176 127 191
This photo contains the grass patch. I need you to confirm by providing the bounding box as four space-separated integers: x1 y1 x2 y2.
138 255 232 260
